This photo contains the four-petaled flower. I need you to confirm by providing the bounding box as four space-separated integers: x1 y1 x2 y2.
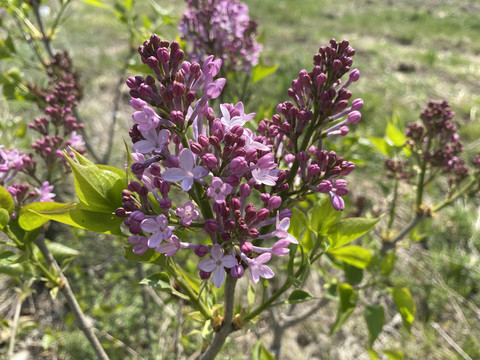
34 181 56 202
176 201 199 226
274 212 298 244
162 148 209 191
247 253 274 283
206 177 233 203
128 236 149 255
132 105 161 132
155 235 181 257
197 244 237 288
251 168 279 186
133 129 170 154
141 214 174 248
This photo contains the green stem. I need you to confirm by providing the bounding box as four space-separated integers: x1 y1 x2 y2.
431 176 477 213
415 137 432 210
199 276 237 360
386 178 399 233
244 278 293 321
165 261 212 320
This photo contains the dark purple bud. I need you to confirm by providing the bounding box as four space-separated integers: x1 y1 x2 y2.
230 265 244 278
199 270 211 280
260 193 270 203
198 134 210 147
239 183 251 197
115 208 126 217
170 110 184 124
128 181 141 192
249 228 259 238
190 142 203 154
226 174 241 187
202 153 217 168
257 208 270 221
221 232 231 242
159 198 172 209
204 218 219 233
268 196 282 210
230 197 241 210
224 219 235 230
194 244 209 257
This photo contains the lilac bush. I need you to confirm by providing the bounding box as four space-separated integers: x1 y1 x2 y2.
179 0 263 73
119 35 363 288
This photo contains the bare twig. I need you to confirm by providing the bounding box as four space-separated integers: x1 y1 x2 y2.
34 236 110 360
431 321 473 360
103 331 144 359
7 294 23 358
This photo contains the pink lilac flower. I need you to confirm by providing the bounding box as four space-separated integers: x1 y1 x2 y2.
219 103 253 131
247 253 274 283
197 244 237 288
34 181 55 202
251 168 279 186
132 105 161 132
0 148 25 172
66 131 85 148
128 236 149 255
162 148 208 191
155 235 181 257
141 214 174 248
176 201 199 226
206 177 233 203
132 128 170 154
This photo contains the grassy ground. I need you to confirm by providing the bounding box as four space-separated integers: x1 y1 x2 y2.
1 0 480 359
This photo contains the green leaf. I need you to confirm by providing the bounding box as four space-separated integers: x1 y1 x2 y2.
344 263 363 284
252 64 278 84
389 287 415 333
0 208 9 229
285 290 314 304
383 349 404 360
308 196 342 236
379 251 396 276
0 185 14 214
386 122 406 147
289 208 307 239
368 136 393 157
43 241 79 260
64 150 125 212
19 202 124 235
140 272 172 292
327 217 379 249
327 245 372 269
364 305 385 345
366 346 379 360
251 339 275 360
330 283 357 334
81 0 107 7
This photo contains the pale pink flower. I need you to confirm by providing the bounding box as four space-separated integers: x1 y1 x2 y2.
155 235 181 257
132 129 170 154
247 253 274 283
162 148 208 191
141 214 174 248
34 181 55 202
197 244 237 288
176 201 199 226
206 177 233 203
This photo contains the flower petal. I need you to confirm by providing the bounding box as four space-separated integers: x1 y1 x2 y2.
181 177 194 191
212 266 226 288
198 258 216 272
210 244 223 261
192 166 209 179
179 148 194 171
132 140 154 154
162 168 187 182
221 255 237 269
141 218 160 233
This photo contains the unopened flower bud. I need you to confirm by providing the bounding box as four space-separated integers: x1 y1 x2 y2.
241 242 253 254
230 265 244 278
256 208 270 221
268 196 282 210
194 244 209 257
239 183 251 197
204 218 219 233
202 153 217 168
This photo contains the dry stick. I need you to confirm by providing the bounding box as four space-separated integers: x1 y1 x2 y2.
103 331 143 359
34 236 110 360
430 321 473 360
7 294 23 358
199 276 238 360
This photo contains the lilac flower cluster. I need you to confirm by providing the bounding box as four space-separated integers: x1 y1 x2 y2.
0 146 55 208
405 100 469 186
257 39 362 210
118 35 363 288
28 51 86 166
384 159 413 181
179 0 262 73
